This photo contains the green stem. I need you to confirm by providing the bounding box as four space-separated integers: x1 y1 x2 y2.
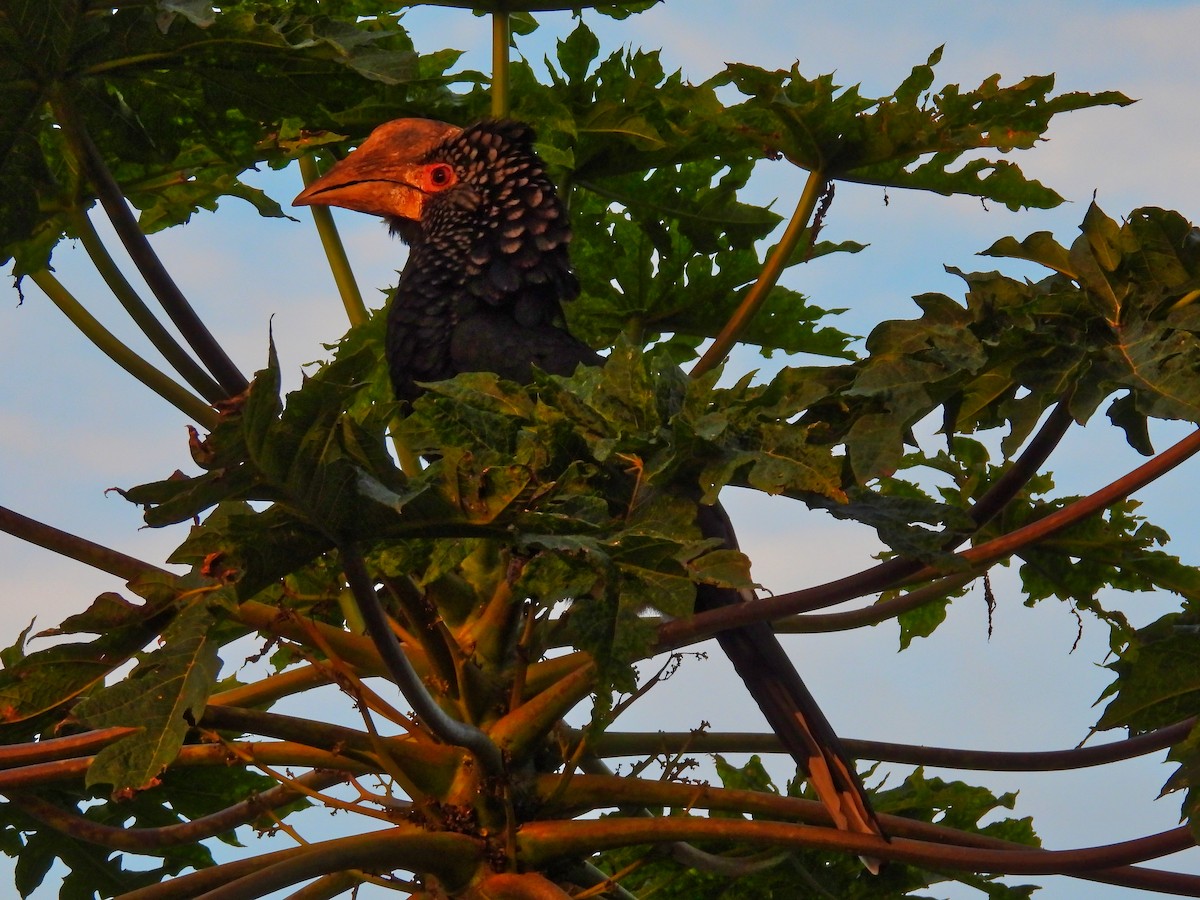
9 770 346 852
118 826 480 900
72 209 225 402
691 168 827 377
298 155 369 327
388 421 422 478
491 11 510 118
208 663 331 709
340 543 503 775
489 659 597 759
166 827 481 900
52 93 247 396
29 270 218 429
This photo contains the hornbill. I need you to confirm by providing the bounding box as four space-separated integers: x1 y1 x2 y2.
293 118 885 859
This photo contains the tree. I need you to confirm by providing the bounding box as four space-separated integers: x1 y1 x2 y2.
1 1 1198 897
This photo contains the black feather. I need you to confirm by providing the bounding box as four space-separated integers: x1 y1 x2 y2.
388 120 593 402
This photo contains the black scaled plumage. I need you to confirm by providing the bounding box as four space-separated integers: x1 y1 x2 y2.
294 118 885 861
388 121 602 401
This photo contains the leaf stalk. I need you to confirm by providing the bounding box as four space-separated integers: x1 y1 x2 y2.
692 167 828 376
28 271 218 428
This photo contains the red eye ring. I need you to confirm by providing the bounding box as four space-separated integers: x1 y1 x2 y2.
423 163 456 191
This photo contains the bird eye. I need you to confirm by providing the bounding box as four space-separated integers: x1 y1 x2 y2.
424 163 456 191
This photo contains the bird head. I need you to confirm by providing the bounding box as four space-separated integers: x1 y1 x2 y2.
293 118 463 243
293 118 571 254
294 117 577 315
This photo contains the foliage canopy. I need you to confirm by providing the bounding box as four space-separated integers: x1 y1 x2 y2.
1 1 1199 898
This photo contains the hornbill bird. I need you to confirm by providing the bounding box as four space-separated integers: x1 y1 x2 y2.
293 118 885 860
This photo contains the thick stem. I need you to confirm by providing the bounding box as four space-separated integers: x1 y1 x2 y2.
691 168 827 377
588 717 1197 771
0 504 170 583
470 872 571 899
195 827 482 900
208 663 330 710
491 11 510 118
72 210 225 401
777 569 980 632
658 400 1079 648
53 95 247 396
339 544 503 775
30 270 218 428
519 817 1195 878
118 827 481 900
489 660 597 759
536 775 1200 894
0 727 136 770
8 770 347 852
298 155 369 327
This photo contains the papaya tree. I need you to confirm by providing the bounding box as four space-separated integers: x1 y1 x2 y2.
0 1 1198 898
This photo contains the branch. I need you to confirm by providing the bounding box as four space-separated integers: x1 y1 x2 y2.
198 705 458 778
947 422 1200 574
489 659 597 759
536 774 1200 894
182 826 482 900
669 843 791 877
0 504 172 583
8 770 348 852
628 569 981 638
231 601 392 679
660 407 1200 649
199 705 376 757
28 270 218 428
0 728 136 771
588 717 1197 771
518 817 1196 879
965 401 1075 530
692 168 828 377
278 871 365 900
52 95 248 396
380 573 463 701
0 741 375 792
491 10 510 118
778 569 979 632
117 827 482 900
339 543 503 775
207 664 331 710
71 210 226 402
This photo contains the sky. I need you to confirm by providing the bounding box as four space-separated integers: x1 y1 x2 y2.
2 1 1199 897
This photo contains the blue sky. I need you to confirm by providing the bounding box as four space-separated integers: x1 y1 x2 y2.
2 2 1199 896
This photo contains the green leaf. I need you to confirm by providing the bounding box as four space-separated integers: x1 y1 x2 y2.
556 21 601 84
1098 612 1200 734
715 754 777 795
723 55 1131 210
74 601 221 795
